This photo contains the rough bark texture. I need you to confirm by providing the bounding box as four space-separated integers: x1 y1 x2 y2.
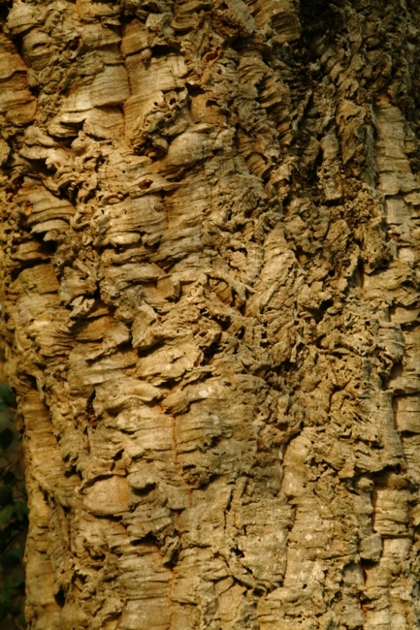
1 0 420 628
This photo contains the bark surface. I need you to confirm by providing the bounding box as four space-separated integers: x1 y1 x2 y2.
1 0 420 628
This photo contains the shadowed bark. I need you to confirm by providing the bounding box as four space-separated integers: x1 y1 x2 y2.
1 0 420 628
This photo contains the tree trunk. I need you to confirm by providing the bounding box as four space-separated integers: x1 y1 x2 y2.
1 0 420 628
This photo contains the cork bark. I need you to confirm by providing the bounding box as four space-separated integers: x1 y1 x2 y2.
1 0 420 628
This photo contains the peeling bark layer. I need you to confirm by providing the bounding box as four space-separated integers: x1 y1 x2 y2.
2 0 420 628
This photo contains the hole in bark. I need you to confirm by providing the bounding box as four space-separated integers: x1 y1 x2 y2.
131 483 156 497
139 179 152 190
114 450 123 461
323 197 344 207
401 430 420 437
0 3 11 21
186 83 205 97
64 468 80 481
86 390 98 429
313 298 333 322
65 34 80 51
237 302 247 317
201 434 222 450
163 550 179 568
388 360 403 383
203 341 220 361
151 44 180 57
54 588 65 608
130 532 159 547
25 375 38 391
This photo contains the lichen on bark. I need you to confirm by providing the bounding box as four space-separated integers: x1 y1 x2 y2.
2 0 420 628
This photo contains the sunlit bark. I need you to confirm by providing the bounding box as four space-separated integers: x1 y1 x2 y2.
2 0 420 628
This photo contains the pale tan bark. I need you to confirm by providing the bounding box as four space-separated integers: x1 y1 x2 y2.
1 0 420 628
